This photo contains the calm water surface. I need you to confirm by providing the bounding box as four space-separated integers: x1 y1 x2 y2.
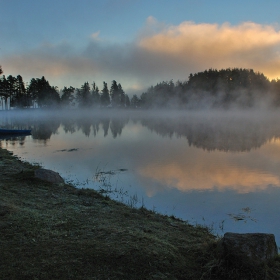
1 109 280 245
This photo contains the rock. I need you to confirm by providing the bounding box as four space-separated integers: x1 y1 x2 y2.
220 232 278 265
34 168 64 184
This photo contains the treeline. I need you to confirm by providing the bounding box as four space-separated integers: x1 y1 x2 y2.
1 66 280 109
136 68 280 109
0 73 130 109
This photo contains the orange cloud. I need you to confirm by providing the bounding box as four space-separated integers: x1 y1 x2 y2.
140 21 280 53
138 20 280 79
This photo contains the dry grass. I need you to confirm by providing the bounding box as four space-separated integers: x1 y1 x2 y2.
0 147 279 279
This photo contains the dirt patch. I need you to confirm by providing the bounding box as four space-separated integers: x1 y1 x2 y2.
0 147 279 279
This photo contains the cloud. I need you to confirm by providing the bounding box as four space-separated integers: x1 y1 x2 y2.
138 20 280 79
90 31 101 40
2 19 280 91
2 42 101 87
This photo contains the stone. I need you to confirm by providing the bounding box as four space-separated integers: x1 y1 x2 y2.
220 232 278 265
34 168 64 184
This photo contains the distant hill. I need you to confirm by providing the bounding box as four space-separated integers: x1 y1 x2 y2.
139 68 280 109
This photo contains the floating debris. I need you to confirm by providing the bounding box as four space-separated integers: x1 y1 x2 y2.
95 170 116 176
95 168 128 178
227 207 257 223
55 148 79 153
67 148 78 152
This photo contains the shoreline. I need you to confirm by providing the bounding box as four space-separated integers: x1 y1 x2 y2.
0 147 279 279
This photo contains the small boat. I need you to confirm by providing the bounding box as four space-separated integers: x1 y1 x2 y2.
0 128 32 135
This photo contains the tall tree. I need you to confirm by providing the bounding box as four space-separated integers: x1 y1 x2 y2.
35 76 51 107
110 80 126 107
91 82 100 107
118 83 125 107
124 94 130 107
6 75 17 107
110 80 119 107
76 82 91 107
130 94 140 108
13 75 29 107
100 82 110 107
61 86 75 107
27 76 60 108
46 86 60 107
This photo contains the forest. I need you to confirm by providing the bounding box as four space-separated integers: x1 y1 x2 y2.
1 65 280 110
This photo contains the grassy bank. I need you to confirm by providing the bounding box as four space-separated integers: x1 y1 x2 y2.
0 147 279 279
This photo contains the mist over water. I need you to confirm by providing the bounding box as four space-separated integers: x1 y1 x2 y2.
1 108 280 244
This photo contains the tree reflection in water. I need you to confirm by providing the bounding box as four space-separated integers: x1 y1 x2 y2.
1 109 280 152
2 109 280 245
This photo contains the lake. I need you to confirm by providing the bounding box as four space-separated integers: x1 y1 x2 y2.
1 108 280 246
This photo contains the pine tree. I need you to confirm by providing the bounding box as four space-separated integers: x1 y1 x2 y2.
118 83 125 107
91 82 100 107
110 80 119 107
14 75 28 107
76 82 91 107
101 82 110 107
61 86 75 107
27 76 60 108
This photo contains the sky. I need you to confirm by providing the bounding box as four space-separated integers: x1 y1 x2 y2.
1 0 280 96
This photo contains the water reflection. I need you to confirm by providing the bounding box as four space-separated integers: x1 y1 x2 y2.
138 144 280 194
140 112 279 152
0 135 29 146
2 109 280 193
1 109 280 244
1 109 280 152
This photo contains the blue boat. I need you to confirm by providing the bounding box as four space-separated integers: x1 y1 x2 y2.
0 128 32 135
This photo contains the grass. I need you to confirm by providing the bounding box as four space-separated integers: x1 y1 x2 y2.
0 147 280 279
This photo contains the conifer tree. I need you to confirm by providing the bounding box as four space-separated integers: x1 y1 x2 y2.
101 82 110 107
91 82 100 107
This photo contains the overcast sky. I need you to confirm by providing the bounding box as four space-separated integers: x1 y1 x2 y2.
1 0 280 95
